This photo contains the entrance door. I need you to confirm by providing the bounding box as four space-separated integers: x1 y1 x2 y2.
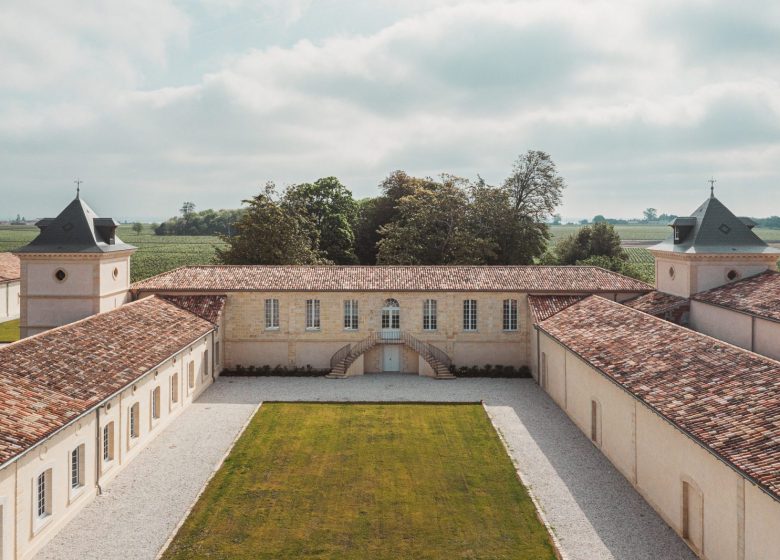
381 299 401 341
682 481 703 552
383 346 400 372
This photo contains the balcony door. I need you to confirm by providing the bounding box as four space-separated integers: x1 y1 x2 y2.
381 299 400 340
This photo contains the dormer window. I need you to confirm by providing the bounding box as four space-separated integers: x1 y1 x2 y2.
718 223 731 235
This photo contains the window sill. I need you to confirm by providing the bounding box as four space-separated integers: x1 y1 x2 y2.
305 328 321 332
33 514 52 536
502 329 519 333
68 485 86 505
265 327 280 331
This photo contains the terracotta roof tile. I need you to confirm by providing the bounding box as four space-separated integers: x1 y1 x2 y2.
160 295 227 324
132 265 652 294
692 271 780 322
528 295 585 323
624 291 690 318
538 296 780 500
0 253 20 283
0 296 214 466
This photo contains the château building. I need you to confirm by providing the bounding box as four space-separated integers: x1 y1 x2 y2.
0 190 778 560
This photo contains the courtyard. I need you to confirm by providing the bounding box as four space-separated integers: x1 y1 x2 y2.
35 375 696 560
163 402 557 559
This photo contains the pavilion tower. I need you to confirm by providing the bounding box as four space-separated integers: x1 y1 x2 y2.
14 195 136 338
649 188 779 298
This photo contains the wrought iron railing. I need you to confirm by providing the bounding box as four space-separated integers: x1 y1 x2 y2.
330 330 451 374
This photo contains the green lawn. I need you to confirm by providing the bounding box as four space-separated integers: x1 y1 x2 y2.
0 319 19 343
162 403 556 560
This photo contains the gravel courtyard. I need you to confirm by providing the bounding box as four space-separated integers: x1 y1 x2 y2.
35 375 696 560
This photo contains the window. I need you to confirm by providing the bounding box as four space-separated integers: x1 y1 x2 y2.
306 299 320 330
36 470 51 520
381 299 400 330
423 299 437 331
203 349 209 379
590 400 601 445
151 387 161 421
215 341 220 364
129 403 140 439
265 298 280 329
503 299 518 331
171 373 179 405
343 300 359 330
71 445 85 491
103 422 114 463
188 361 195 390
463 300 477 331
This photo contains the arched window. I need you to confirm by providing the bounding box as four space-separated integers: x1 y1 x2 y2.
384 298 400 308
382 299 400 330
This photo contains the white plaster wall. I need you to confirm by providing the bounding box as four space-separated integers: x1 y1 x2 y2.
753 319 780 362
689 301 752 351
635 404 740 560
25 299 95 331
694 263 774 294
0 331 219 560
536 329 780 560
565 355 637 482
655 257 692 297
0 464 17 560
24 262 95 297
0 281 20 322
745 482 780 560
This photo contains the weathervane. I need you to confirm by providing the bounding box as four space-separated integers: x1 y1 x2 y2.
708 177 716 198
74 178 83 198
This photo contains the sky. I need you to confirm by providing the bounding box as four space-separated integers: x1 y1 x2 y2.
2 0 780 222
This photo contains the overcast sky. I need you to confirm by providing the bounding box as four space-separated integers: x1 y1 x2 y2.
2 0 779 222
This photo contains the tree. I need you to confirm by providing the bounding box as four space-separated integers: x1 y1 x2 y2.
576 255 650 283
469 178 547 265
216 183 324 265
592 214 607 223
551 214 562 225
643 208 658 222
553 222 625 265
132 222 144 234
377 177 496 265
283 177 358 264
180 201 196 219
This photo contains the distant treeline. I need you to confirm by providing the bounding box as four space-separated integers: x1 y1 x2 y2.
155 208 244 236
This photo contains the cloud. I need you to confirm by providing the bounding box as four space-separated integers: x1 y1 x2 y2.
1 0 779 220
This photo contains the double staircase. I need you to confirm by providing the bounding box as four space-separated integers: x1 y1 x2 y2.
327 331 454 379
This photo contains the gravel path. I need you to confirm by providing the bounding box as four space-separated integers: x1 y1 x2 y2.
35 375 695 560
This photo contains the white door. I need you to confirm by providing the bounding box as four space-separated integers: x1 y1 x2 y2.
383 346 400 372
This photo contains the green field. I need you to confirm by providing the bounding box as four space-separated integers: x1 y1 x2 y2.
549 224 780 243
0 319 19 343
0 225 225 283
162 403 557 560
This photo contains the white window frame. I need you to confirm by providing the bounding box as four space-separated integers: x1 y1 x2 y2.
305 299 321 330
128 402 140 445
188 361 195 392
463 299 477 331
32 467 53 533
170 372 179 408
503 299 518 331
151 386 161 426
69 444 86 502
202 349 209 380
103 422 115 466
423 299 437 331
343 300 359 330
265 298 280 330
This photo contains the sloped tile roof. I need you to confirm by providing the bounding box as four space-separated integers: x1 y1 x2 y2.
132 265 652 294
623 291 690 318
0 296 214 466
0 252 20 283
692 271 780 322
161 295 227 325
538 296 780 500
651 195 778 255
528 295 585 323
